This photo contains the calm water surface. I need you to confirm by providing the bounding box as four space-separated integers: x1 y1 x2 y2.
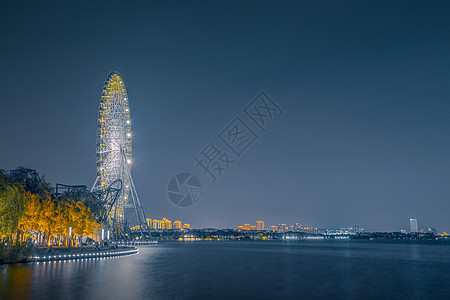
1 240 450 299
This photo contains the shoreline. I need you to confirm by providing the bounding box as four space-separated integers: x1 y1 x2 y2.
30 246 139 263
0 245 141 265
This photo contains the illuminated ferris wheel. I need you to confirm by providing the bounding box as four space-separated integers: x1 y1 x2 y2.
92 71 148 238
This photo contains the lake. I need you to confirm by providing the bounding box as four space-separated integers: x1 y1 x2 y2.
1 240 450 299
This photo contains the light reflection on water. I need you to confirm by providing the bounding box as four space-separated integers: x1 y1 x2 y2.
1 241 450 299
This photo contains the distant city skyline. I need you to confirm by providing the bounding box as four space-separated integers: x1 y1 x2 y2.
143 216 446 234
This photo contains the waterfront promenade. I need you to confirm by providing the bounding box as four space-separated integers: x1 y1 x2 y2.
29 245 138 262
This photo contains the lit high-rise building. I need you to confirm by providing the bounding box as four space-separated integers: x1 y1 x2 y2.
237 223 252 231
162 218 172 230
173 220 182 230
256 221 265 231
152 219 163 230
410 218 418 233
150 218 189 230
146 218 152 229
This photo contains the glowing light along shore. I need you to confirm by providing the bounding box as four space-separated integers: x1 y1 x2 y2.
31 248 139 262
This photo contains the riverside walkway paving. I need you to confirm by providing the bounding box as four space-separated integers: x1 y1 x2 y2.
30 246 138 262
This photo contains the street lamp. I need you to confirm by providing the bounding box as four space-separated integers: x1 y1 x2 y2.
101 228 105 248
69 227 72 249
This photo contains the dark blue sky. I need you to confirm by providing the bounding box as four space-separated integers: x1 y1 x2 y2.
1 1 450 231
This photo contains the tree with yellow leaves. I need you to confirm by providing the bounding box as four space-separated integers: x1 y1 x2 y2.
68 201 102 246
0 171 25 243
2 168 104 246
17 192 42 242
54 202 69 246
40 197 57 245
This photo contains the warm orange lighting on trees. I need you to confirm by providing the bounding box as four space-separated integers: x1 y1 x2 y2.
1 170 103 246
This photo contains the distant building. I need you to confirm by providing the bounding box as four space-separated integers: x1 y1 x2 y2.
337 226 362 235
162 218 172 230
277 224 288 232
149 217 190 230
352 226 362 233
237 223 252 231
153 219 163 230
256 221 265 231
173 220 182 230
426 228 437 234
410 219 418 233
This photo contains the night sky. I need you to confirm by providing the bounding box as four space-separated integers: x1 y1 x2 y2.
1 1 450 231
